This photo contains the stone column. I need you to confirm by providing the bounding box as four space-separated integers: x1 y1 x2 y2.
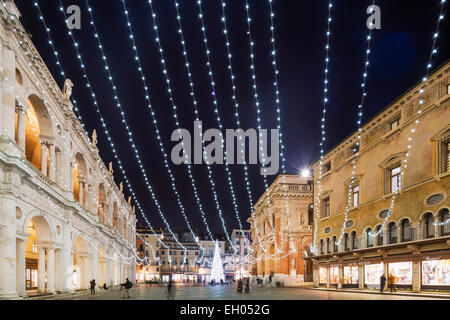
49 143 56 182
16 238 26 297
119 258 124 284
78 179 84 207
312 266 319 288
338 266 344 289
434 217 440 238
38 247 46 293
16 106 26 150
40 142 48 176
358 265 364 289
108 259 114 287
326 267 330 288
92 253 99 285
59 226 74 293
46 247 55 294
412 260 421 293
82 256 89 290
0 195 18 299
383 229 389 246
0 42 16 142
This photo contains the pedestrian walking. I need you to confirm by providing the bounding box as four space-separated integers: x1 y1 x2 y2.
167 280 175 300
121 278 133 299
236 279 243 294
380 273 386 293
244 278 251 294
90 279 96 295
389 274 397 293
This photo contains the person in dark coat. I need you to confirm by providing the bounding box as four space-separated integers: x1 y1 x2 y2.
380 274 386 293
90 279 96 295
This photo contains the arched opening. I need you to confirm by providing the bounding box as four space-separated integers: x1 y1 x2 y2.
25 216 54 294
366 228 374 247
439 208 450 236
388 222 397 244
351 231 358 250
326 238 331 254
113 252 120 286
344 233 350 251
98 184 106 224
332 236 338 253
376 225 384 246
401 219 412 242
423 212 435 239
320 239 324 255
21 95 53 175
73 235 90 290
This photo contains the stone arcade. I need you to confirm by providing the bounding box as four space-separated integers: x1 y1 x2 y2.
0 1 136 299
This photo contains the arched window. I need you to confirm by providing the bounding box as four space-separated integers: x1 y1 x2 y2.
351 231 358 250
401 219 412 242
366 228 374 247
320 239 324 255
326 238 331 254
424 213 435 239
388 222 397 244
332 236 338 253
439 208 450 236
376 225 383 246
344 233 350 251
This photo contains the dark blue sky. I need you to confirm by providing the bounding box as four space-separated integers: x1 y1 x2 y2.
16 0 449 235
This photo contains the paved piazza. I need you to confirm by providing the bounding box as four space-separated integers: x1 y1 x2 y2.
48 285 446 300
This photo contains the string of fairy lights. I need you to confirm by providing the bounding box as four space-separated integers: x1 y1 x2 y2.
196 0 247 253
219 0 264 254
243 0 282 257
335 0 377 247
45 0 174 262
84 0 207 264
9 0 446 273
311 1 333 254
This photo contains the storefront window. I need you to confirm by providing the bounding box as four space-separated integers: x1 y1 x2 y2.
365 263 384 285
330 267 339 284
422 259 450 286
319 267 328 284
389 262 413 285
344 266 359 285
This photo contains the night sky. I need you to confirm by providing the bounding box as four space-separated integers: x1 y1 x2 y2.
15 0 449 235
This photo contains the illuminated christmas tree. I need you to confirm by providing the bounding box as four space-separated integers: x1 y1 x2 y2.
210 241 225 283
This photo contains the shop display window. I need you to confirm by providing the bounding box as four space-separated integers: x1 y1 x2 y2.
365 263 384 285
330 267 339 284
319 267 328 284
422 259 450 286
389 262 412 285
344 266 359 285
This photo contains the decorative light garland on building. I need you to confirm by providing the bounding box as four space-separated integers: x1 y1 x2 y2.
371 0 448 236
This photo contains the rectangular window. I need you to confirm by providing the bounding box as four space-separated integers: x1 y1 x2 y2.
319 267 328 284
390 166 402 193
321 197 330 218
437 136 450 175
422 259 450 286
389 262 413 285
352 185 360 207
323 162 331 173
390 117 401 131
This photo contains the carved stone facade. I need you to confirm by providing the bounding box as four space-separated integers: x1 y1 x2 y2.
311 62 450 292
249 175 313 286
0 1 136 299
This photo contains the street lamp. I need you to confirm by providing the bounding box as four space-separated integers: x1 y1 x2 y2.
301 168 311 179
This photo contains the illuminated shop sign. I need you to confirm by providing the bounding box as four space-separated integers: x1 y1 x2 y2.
319 267 328 284
389 262 412 285
422 259 450 286
364 263 384 285
344 266 359 285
